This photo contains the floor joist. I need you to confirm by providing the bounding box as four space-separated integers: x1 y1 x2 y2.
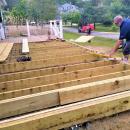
1 75 130 119
0 60 118 83
0 69 130 100
0 64 128 92
0 54 100 74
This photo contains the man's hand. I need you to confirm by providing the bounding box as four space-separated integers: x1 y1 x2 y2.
108 40 123 57
108 50 115 57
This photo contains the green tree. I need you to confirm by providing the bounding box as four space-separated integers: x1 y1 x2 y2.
10 0 27 26
29 0 57 24
62 11 81 26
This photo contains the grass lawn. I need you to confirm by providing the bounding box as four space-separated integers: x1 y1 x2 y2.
64 32 116 47
64 32 123 57
95 23 119 32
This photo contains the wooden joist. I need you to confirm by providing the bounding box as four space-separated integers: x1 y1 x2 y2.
29 50 88 60
30 46 83 53
1 91 130 130
1 75 130 119
0 54 100 74
0 60 118 83
0 69 130 100
0 63 128 93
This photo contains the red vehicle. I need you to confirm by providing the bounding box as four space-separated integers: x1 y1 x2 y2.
78 16 95 34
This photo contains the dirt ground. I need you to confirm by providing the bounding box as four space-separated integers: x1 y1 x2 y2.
79 110 130 130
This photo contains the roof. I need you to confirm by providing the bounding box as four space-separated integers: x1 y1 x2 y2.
58 3 79 13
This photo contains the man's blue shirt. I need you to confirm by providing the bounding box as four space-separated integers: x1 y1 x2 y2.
120 18 130 41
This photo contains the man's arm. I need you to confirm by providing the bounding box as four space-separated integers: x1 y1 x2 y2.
109 40 123 57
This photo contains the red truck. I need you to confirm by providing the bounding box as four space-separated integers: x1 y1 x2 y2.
78 16 95 34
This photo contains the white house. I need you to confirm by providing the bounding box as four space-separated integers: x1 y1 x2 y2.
58 3 79 13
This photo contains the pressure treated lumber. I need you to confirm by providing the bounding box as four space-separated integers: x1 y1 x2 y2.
22 38 29 54
0 63 128 92
0 75 130 119
0 54 100 74
0 43 14 63
59 75 130 105
29 49 88 60
0 90 59 119
30 46 83 53
0 60 118 83
0 69 130 100
29 50 88 60
1 91 130 130
8 46 86 62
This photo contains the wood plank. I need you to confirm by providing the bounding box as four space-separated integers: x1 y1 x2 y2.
74 36 94 43
59 75 130 105
0 75 130 119
22 38 29 54
0 44 7 55
0 69 130 100
0 54 100 74
0 90 59 119
1 91 130 130
0 64 129 93
0 43 14 63
0 60 118 82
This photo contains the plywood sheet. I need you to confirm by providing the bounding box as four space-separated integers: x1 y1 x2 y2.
75 36 94 43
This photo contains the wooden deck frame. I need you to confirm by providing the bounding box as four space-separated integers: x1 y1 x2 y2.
0 60 118 83
0 54 101 74
0 69 130 100
0 64 129 93
1 41 130 129
0 75 130 119
1 91 130 130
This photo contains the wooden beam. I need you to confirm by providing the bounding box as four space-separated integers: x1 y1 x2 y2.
0 75 130 119
1 91 130 130
0 90 59 119
0 64 129 93
0 54 100 74
0 60 118 83
59 75 130 105
0 69 130 100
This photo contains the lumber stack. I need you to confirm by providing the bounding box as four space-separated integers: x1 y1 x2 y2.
0 40 130 130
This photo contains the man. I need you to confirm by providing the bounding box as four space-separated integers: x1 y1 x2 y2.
109 15 130 62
